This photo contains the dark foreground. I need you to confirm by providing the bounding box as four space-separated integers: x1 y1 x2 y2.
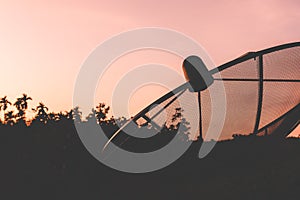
0 125 299 200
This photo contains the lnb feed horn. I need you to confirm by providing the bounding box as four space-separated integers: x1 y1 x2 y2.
182 55 214 92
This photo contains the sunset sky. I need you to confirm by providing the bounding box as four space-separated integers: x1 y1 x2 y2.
0 0 299 136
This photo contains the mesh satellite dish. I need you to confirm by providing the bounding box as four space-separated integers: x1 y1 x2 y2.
103 42 300 152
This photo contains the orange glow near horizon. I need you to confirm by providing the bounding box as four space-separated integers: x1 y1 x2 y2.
0 0 299 137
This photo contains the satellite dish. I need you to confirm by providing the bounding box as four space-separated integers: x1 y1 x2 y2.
103 42 300 152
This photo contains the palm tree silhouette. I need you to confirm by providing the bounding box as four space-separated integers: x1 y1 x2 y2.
13 94 32 122
0 96 12 111
4 111 15 126
14 94 32 110
19 94 32 110
32 102 49 123
0 96 12 123
13 98 22 112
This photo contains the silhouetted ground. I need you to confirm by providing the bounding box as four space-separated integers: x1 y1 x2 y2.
0 123 299 200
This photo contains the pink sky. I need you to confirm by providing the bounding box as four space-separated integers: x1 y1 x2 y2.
0 0 299 136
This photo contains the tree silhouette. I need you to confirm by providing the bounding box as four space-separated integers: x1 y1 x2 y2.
32 102 49 123
0 96 12 111
73 106 82 123
0 96 12 123
86 108 97 123
95 103 110 123
4 110 15 126
15 109 26 122
13 94 32 123
19 93 32 110
13 98 22 111
57 111 69 122
13 98 23 122
171 107 190 141
66 110 73 120
48 112 59 122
